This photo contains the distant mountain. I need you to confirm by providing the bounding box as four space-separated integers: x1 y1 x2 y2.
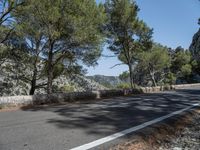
87 75 122 88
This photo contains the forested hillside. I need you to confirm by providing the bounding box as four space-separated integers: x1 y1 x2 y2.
87 75 122 88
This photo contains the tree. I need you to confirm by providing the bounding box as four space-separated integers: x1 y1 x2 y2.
171 47 192 79
164 72 177 85
119 71 129 82
139 43 170 86
0 0 23 24
0 0 24 43
0 1 51 95
10 3 49 95
180 64 192 77
105 0 152 89
17 0 106 94
0 0 24 68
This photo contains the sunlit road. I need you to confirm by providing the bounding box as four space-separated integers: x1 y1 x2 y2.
0 87 200 150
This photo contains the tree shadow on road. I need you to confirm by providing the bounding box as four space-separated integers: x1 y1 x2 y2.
21 88 200 137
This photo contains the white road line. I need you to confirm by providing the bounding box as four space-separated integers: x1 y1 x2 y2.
70 103 199 150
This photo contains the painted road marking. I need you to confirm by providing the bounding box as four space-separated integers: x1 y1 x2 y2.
70 103 199 150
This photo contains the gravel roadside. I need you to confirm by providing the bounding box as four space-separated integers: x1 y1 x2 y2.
158 112 200 150
111 109 200 150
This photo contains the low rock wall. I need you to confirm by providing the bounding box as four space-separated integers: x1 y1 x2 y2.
0 83 200 107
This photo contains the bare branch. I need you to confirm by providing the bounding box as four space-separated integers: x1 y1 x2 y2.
35 83 47 88
110 63 125 69
101 54 116 58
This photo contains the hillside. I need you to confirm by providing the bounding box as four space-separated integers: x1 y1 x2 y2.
0 73 107 96
87 75 122 88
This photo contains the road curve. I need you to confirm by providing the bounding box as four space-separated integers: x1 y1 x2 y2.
0 86 200 150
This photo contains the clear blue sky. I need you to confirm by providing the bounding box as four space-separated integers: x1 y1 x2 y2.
86 0 200 76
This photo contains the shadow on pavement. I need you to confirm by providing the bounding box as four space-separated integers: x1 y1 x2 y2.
21 88 200 136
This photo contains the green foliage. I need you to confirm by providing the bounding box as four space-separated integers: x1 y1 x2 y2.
52 63 65 79
140 44 170 72
0 0 24 46
0 44 9 65
171 48 191 73
116 83 131 89
101 82 114 89
163 84 172 91
43 62 64 79
25 0 106 62
164 72 177 85
0 0 24 67
12 0 106 94
119 71 129 82
191 60 200 75
60 85 75 93
105 0 153 88
139 43 170 86
180 64 192 76
171 47 192 81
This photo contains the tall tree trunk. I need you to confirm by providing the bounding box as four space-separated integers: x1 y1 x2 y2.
47 47 54 94
29 68 37 95
29 42 40 95
128 64 134 89
148 64 157 87
150 71 157 87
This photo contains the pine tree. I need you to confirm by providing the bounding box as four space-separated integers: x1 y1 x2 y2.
105 0 152 89
13 0 106 94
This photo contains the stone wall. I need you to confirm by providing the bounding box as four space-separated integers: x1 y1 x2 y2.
0 83 200 108
140 83 200 93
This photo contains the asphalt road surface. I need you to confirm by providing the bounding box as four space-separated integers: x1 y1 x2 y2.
0 87 200 150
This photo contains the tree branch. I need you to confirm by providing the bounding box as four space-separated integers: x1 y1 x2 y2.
101 54 116 58
35 83 47 88
0 27 14 43
110 63 125 69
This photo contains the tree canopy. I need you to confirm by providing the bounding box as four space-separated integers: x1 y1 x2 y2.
105 0 153 89
139 43 170 86
11 0 106 94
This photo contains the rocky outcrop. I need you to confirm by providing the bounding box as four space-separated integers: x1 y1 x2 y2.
189 28 200 60
52 75 107 92
0 73 107 96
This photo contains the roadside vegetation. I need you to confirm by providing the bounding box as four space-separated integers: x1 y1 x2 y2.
0 0 199 96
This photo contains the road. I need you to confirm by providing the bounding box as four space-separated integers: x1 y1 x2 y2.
0 87 200 150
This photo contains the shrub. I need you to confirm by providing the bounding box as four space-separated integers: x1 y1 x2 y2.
164 72 177 85
163 84 171 90
60 85 75 93
116 83 131 89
